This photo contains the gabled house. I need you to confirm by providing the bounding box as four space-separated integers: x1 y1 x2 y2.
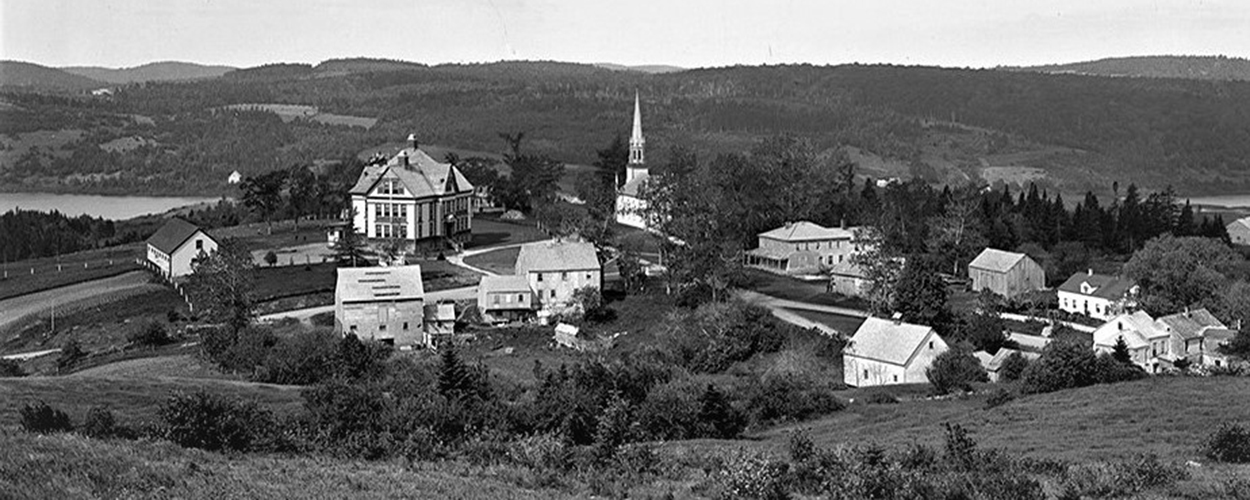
968 248 1045 298
477 275 537 324
145 218 218 279
843 317 949 387
745 221 862 275
335 265 425 349
348 135 475 249
828 260 870 297
973 348 1040 382
515 239 601 318
1093 311 1172 373
1228 217 1250 246
1203 328 1242 368
1157 308 1227 364
226 170 242 184
1057 271 1137 320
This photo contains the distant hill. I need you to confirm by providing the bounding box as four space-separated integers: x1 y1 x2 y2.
313 58 428 76
61 61 235 84
595 63 686 74
0 60 104 91
1008 55 1250 81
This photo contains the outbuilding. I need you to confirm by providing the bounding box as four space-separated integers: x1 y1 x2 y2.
843 317 949 387
145 218 218 279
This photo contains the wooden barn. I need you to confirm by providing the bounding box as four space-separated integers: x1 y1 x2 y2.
968 248 1045 299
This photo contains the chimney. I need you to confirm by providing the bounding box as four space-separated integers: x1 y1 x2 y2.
1087 268 1093 276
840 217 847 230
891 311 903 324
407 133 419 151
398 150 409 167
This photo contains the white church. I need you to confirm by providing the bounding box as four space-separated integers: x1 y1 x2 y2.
615 93 650 229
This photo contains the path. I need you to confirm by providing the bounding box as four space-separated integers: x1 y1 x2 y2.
1001 312 1096 333
736 289 870 337
259 285 480 324
0 271 153 332
1 348 61 361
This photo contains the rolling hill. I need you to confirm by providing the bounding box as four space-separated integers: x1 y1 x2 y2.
1009 55 1250 81
0 61 104 91
61 61 236 84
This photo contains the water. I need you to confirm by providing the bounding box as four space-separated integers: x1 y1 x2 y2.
1186 194 1250 209
0 192 223 221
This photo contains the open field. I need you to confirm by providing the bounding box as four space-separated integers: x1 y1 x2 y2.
741 269 847 307
0 244 144 301
0 272 165 344
467 217 548 249
463 246 520 275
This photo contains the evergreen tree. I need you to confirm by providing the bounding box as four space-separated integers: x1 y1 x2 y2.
1111 336 1133 364
1175 200 1196 236
437 348 481 400
892 254 952 333
696 384 743 439
593 395 634 459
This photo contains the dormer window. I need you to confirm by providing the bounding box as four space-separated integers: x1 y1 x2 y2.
1080 282 1095 295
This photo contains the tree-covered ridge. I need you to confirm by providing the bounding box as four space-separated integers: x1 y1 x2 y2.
1011 55 1250 81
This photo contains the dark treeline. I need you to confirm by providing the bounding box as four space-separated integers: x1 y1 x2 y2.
0 209 134 260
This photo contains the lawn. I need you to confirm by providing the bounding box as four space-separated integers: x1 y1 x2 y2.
2 287 186 356
463 246 520 275
251 262 338 301
0 244 144 301
466 216 548 249
781 307 866 336
742 268 868 308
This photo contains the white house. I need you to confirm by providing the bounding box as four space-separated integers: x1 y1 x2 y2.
334 265 425 349
226 170 242 184
145 218 218 279
1056 271 1137 320
615 93 651 229
843 317 949 387
1157 308 1228 365
1228 217 1250 246
348 135 475 249
514 239 601 318
744 221 863 275
1093 311 1173 373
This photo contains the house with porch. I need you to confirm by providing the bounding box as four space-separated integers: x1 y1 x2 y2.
348 135 475 251
968 248 1045 298
334 265 425 349
1057 271 1137 320
745 221 862 275
843 317 949 387
477 275 538 324
145 218 218 279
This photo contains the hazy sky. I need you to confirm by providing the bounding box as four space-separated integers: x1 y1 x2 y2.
2 0 1247 69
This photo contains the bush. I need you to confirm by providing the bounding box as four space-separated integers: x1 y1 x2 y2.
19 401 74 434
310 311 335 327
636 378 702 440
0 358 25 377
128 320 173 347
1021 339 1097 394
81 405 131 439
264 250 278 267
1202 422 1250 463
998 351 1029 381
862 392 900 405
56 340 88 372
1061 454 1189 498
715 449 789 500
926 347 988 395
743 373 844 427
984 388 1016 409
159 391 275 452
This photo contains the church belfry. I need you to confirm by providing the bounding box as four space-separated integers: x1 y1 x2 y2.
626 92 647 183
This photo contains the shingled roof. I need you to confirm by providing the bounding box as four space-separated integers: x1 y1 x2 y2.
1057 272 1136 300
844 317 939 366
146 218 210 255
349 147 474 199
1157 308 1227 340
968 248 1028 273
619 171 649 197
515 239 600 273
759 221 855 242
336 265 424 303
479 275 533 294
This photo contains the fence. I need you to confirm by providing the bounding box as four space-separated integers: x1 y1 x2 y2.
135 258 196 314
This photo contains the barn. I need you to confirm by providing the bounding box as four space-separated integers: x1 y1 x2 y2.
968 248 1045 298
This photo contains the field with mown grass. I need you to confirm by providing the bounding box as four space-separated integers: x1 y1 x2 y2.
463 246 521 275
0 244 144 301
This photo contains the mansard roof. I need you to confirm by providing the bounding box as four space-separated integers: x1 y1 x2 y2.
349 147 474 199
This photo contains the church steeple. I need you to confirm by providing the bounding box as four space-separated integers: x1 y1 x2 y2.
626 92 647 183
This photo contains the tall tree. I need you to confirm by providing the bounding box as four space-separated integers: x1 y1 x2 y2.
239 170 287 235
186 238 255 333
1123 235 1241 315
594 134 630 188
892 254 952 332
286 165 318 230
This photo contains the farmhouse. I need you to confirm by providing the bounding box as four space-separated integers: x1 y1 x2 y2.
973 348 1040 382
745 221 862 275
348 135 475 250
477 275 537 324
843 317 949 387
1157 308 1227 364
1093 311 1172 373
514 239 601 318
615 93 651 229
145 218 218 279
334 265 425 348
1056 271 1137 320
1228 217 1250 246
968 248 1045 298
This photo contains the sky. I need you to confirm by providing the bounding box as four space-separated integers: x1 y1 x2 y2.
2 0 1248 69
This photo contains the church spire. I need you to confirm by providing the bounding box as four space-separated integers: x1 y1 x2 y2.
629 91 645 166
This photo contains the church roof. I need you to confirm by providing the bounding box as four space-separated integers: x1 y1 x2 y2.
349 147 474 198
619 171 649 197
759 221 854 242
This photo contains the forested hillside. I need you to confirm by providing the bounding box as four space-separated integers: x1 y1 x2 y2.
4 60 1250 197
1012 55 1250 81
61 61 236 84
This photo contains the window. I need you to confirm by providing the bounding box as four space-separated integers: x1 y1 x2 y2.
550 290 556 298
403 322 409 331
561 272 568 281
893 375 898 382
399 224 408 239
537 273 543 282
195 239 203 250
493 295 500 304
375 224 382 237
350 325 357 332
379 324 386 331
929 341 934 349
517 294 525 303
863 369 868 379
586 273 592 280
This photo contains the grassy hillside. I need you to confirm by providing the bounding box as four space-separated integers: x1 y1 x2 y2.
1013 55 1250 81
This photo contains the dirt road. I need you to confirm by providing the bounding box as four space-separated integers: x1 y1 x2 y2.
0 271 156 333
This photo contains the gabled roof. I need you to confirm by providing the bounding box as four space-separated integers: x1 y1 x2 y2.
1228 217 1250 232
1008 332 1052 352
759 221 855 242
619 171 649 197
1093 311 1166 349
976 348 1041 372
1157 308 1227 340
336 265 424 302
349 147 474 199
968 248 1028 273
146 218 211 255
424 302 456 322
515 239 600 273
479 275 533 294
1057 272 1136 300
844 317 939 366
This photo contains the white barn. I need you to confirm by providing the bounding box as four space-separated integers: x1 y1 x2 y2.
335 265 425 349
843 317 949 387
145 218 218 279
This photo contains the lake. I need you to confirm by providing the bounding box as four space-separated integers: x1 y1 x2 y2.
1187 194 1250 209
0 192 223 220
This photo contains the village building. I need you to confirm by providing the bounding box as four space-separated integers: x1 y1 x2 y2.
477 275 537 324
968 248 1045 298
1093 311 1173 373
1008 331 1052 353
973 348 1040 382
615 93 651 229
514 239 601 318
828 260 870 297
226 170 242 184
348 135 475 251
843 317 949 387
423 302 456 345
145 218 218 279
1157 308 1228 365
1228 216 1250 246
1056 271 1137 320
334 265 425 348
1203 328 1242 368
745 221 862 275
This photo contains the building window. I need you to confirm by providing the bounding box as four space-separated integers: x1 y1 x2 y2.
537 273 543 282
929 341 934 349
493 295 500 304
863 369 868 379
379 324 386 331
586 273 592 280
561 272 568 281
518 294 525 303
403 322 409 330
399 224 408 238
893 375 898 382
350 325 357 332
195 239 203 250
550 290 556 298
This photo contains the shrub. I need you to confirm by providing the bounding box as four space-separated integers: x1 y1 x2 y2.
926 347 988 395
81 405 131 439
1021 339 1098 394
56 340 88 372
743 373 844 427
1202 422 1250 463
19 401 74 434
264 250 278 267
984 388 1016 409
310 311 335 327
997 351 1029 381
636 378 702 440
128 320 173 348
159 391 275 452
696 384 745 439
715 449 789 500
0 358 25 377
862 392 900 405
1061 454 1189 498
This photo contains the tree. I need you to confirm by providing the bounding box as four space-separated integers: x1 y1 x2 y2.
595 134 630 188
1111 336 1132 364
926 347 988 395
239 170 287 234
264 250 278 267
496 132 564 211
927 196 988 275
850 226 904 315
286 164 319 229
997 352 1029 381
333 207 369 267
437 348 483 400
1123 235 1241 315
892 254 952 332
593 395 634 459
570 286 607 322
56 340 87 373
696 384 744 439
186 238 255 333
